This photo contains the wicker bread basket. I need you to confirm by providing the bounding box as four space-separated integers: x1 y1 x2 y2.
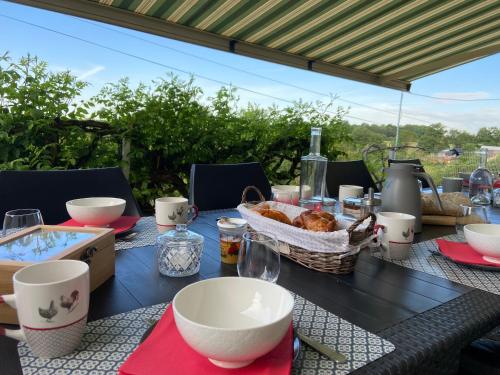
238 186 376 274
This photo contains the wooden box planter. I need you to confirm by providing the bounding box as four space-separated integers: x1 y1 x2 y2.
0 225 115 324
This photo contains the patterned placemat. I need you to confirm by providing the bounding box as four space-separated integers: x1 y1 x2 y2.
18 293 394 375
115 217 158 251
373 235 500 296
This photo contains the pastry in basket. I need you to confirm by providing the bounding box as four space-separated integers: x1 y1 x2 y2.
256 208 293 225
251 203 293 225
293 210 337 232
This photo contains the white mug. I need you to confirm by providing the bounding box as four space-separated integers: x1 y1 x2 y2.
338 185 364 205
0 260 89 358
376 212 416 260
155 197 198 226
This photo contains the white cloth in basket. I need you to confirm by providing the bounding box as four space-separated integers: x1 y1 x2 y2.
237 201 374 253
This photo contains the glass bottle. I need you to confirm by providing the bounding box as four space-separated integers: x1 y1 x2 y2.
469 150 493 205
299 127 327 210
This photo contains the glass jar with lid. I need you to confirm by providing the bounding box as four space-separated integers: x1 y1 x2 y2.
156 224 204 277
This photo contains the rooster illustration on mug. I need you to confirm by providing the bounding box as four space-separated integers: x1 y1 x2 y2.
60 290 80 313
38 300 58 322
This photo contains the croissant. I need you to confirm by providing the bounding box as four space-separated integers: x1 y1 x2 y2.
293 210 337 232
256 208 293 225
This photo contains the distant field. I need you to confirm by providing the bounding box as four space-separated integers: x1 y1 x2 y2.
342 148 499 187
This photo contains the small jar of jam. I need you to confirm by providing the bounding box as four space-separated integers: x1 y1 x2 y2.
216 218 247 264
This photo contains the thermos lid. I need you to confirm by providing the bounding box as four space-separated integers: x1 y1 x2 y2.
362 188 381 207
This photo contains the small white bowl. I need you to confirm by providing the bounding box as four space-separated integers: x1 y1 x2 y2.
464 224 500 264
173 277 294 369
66 197 126 226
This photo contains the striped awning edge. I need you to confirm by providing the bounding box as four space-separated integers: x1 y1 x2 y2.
12 0 500 91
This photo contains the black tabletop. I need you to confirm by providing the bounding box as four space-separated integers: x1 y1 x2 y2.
2 208 500 375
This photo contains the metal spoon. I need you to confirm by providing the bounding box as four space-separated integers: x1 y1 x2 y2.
293 330 301 363
295 329 347 363
117 232 138 242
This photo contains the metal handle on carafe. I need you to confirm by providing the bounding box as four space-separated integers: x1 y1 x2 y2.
414 172 444 212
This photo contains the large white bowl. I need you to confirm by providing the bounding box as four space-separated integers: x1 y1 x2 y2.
66 197 126 226
464 224 500 264
173 277 294 369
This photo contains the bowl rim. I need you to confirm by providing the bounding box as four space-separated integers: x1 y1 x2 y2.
464 223 500 236
66 197 126 208
173 277 294 332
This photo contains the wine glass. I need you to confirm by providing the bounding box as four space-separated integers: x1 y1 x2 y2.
3 209 44 237
455 204 489 240
238 231 280 283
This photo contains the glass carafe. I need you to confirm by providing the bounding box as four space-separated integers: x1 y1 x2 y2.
299 127 327 210
469 150 493 205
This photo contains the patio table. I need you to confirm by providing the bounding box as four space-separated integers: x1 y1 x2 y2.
1 208 500 374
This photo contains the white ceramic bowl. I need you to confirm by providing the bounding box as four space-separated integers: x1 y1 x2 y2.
464 224 500 264
173 277 294 369
66 197 126 226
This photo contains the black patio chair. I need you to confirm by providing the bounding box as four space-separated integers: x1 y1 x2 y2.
388 158 430 189
189 162 272 211
0 167 141 224
325 160 378 198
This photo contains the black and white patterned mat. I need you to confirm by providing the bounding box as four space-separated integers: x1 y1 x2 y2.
373 235 500 296
115 217 158 251
18 294 394 375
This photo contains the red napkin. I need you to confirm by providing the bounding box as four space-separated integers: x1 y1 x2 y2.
119 306 293 375
59 216 140 235
436 239 500 267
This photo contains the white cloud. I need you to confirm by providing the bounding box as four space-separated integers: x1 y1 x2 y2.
77 65 105 80
431 91 490 101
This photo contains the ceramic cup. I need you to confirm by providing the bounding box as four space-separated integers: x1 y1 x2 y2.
338 185 364 209
442 177 463 193
376 212 416 260
271 185 300 206
155 197 198 226
0 260 89 358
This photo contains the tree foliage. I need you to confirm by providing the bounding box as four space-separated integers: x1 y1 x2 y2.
0 54 350 209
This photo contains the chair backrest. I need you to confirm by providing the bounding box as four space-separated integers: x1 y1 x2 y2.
388 158 430 188
325 160 378 198
189 162 272 211
0 168 141 224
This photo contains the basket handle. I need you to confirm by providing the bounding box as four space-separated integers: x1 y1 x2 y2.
346 213 377 238
241 186 266 204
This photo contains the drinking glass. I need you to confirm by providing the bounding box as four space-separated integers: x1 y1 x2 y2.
238 231 280 283
3 209 44 237
455 204 489 240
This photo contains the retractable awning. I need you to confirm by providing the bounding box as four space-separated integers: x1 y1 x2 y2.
12 0 500 91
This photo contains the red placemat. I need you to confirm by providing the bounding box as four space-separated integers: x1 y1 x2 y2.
119 305 292 375
59 216 140 235
436 239 500 267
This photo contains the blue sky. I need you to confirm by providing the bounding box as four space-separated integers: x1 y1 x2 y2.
1 0 499 132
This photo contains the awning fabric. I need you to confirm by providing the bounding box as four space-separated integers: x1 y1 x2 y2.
13 0 500 91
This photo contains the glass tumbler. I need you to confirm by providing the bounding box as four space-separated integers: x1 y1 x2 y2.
3 209 44 237
455 204 489 240
238 231 280 283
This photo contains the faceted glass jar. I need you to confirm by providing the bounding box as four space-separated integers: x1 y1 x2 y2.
156 224 204 277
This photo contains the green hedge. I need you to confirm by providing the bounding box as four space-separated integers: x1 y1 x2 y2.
0 54 350 210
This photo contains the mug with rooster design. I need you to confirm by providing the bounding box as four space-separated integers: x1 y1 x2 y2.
155 197 199 226
376 212 416 260
0 260 89 358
